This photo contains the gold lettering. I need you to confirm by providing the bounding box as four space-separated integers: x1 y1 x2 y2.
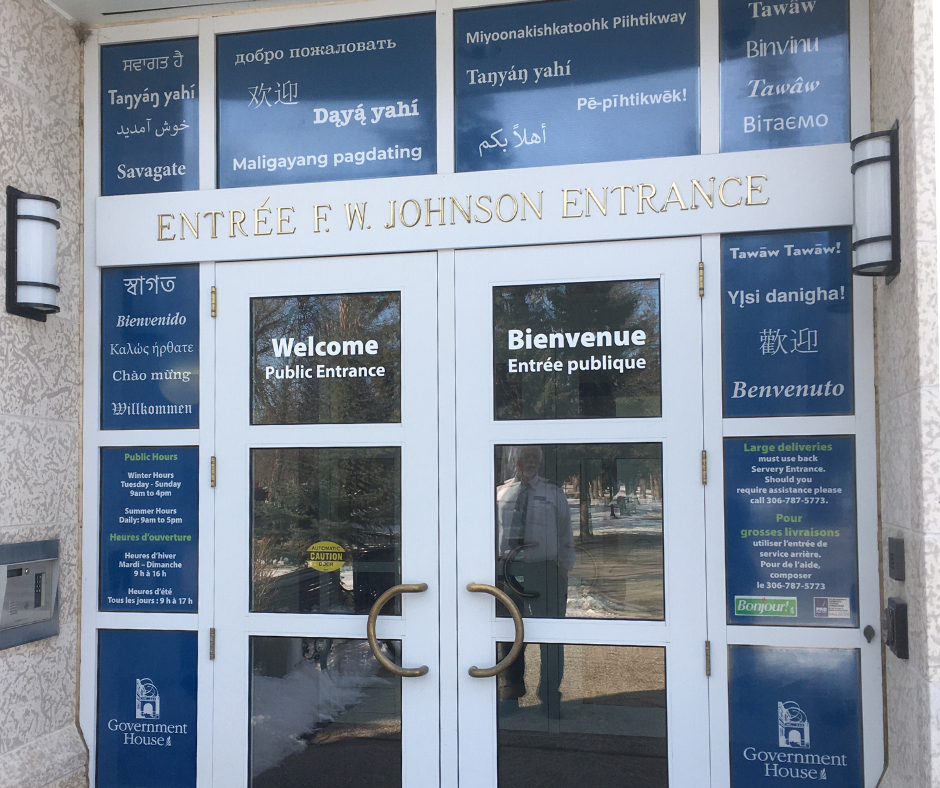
203 211 224 239
690 179 715 210
451 196 472 224
385 200 396 229
230 210 248 238
660 182 688 212
344 202 367 230
399 199 421 228
179 212 198 240
520 191 543 221
637 184 659 214
277 207 296 235
718 177 743 207
585 187 607 217
611 186 635 216
496 194 518 223
425 197 445 227
157 214 176 241
313 204 331 233
254 198 272 236
746 175 769 206
475 195 493 223
562 189 582 218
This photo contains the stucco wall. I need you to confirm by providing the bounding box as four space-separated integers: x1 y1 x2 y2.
0 0 86 786
870 0 940 785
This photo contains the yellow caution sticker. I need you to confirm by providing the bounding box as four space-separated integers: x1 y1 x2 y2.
306 541 346 572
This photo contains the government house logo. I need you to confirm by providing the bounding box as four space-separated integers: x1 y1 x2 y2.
778 701 809 748
135 678 160 719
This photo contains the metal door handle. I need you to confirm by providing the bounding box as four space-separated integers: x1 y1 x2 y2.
466 583 525 678
366 583 429 678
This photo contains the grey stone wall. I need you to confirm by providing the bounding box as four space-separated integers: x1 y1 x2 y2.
0 0 86 786
870 0 939 785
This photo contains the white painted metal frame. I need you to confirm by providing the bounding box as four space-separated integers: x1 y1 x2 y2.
211 252 441 788
453 238 709 787
80 0 880 786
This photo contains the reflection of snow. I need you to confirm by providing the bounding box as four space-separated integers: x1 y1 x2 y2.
250 641 390 775
569 502 663 538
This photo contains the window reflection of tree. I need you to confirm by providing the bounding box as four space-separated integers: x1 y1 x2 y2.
494 280 662 420
251 292 401 425
251 448 402 614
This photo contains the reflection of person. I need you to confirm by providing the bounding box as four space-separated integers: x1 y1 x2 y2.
495 445 575 710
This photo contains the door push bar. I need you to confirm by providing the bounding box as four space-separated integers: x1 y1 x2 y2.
366 583 430 677
466 583 525 678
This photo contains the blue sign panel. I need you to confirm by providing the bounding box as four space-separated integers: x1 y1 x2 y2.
454 0 699 172
217 14 436 188
101 38 199 196
729 645 863 786
99 447 198 612
724 436 858 627
722 228 853 418
101 265 199 430
720 0 849 151
97 629 197 788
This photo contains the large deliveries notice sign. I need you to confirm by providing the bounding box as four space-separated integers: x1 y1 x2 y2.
454 0 699 172
721 228 853 418
97 630 197 788
724 436 858 627
216 14 436 188
99 447 198 612
101 265 199 430
100 38 199 196
720 0 849 151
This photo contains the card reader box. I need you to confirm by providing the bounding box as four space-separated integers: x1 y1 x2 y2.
0 540 59 650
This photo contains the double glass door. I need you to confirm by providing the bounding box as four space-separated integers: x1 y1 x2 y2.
213 238 707 787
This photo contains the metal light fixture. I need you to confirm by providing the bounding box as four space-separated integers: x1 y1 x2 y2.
850 122 900 280
5 186 61 321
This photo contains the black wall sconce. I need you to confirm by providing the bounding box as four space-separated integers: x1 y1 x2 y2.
850 122 900 281
5 186 61 322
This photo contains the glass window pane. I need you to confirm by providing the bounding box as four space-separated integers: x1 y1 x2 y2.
498 644 667 788
251 291 401 425
493 280 662 420
250 636 402 788
495 444 664 621
251 447 402 614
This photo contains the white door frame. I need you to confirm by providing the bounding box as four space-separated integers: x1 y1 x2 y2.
453 238 709 786
212 252 441 788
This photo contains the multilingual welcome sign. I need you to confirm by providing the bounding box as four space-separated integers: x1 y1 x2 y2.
455 0 699 172
217 14 437 188
101 38 199 195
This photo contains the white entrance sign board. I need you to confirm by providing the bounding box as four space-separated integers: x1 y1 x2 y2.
95 144 851 266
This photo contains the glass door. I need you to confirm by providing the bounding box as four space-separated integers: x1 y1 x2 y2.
454 239 709 787
212 253 441 788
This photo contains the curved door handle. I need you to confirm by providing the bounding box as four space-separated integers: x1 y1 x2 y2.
466 583 525 678
366 583 429 678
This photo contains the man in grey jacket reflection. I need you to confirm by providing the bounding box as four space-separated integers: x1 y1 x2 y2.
496 445 576 711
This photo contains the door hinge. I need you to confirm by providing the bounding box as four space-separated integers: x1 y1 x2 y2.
209 628 216 660
705 640 711 676
701 450 707 485
211 286 217 318
698 262 704 297
210 456 217 488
